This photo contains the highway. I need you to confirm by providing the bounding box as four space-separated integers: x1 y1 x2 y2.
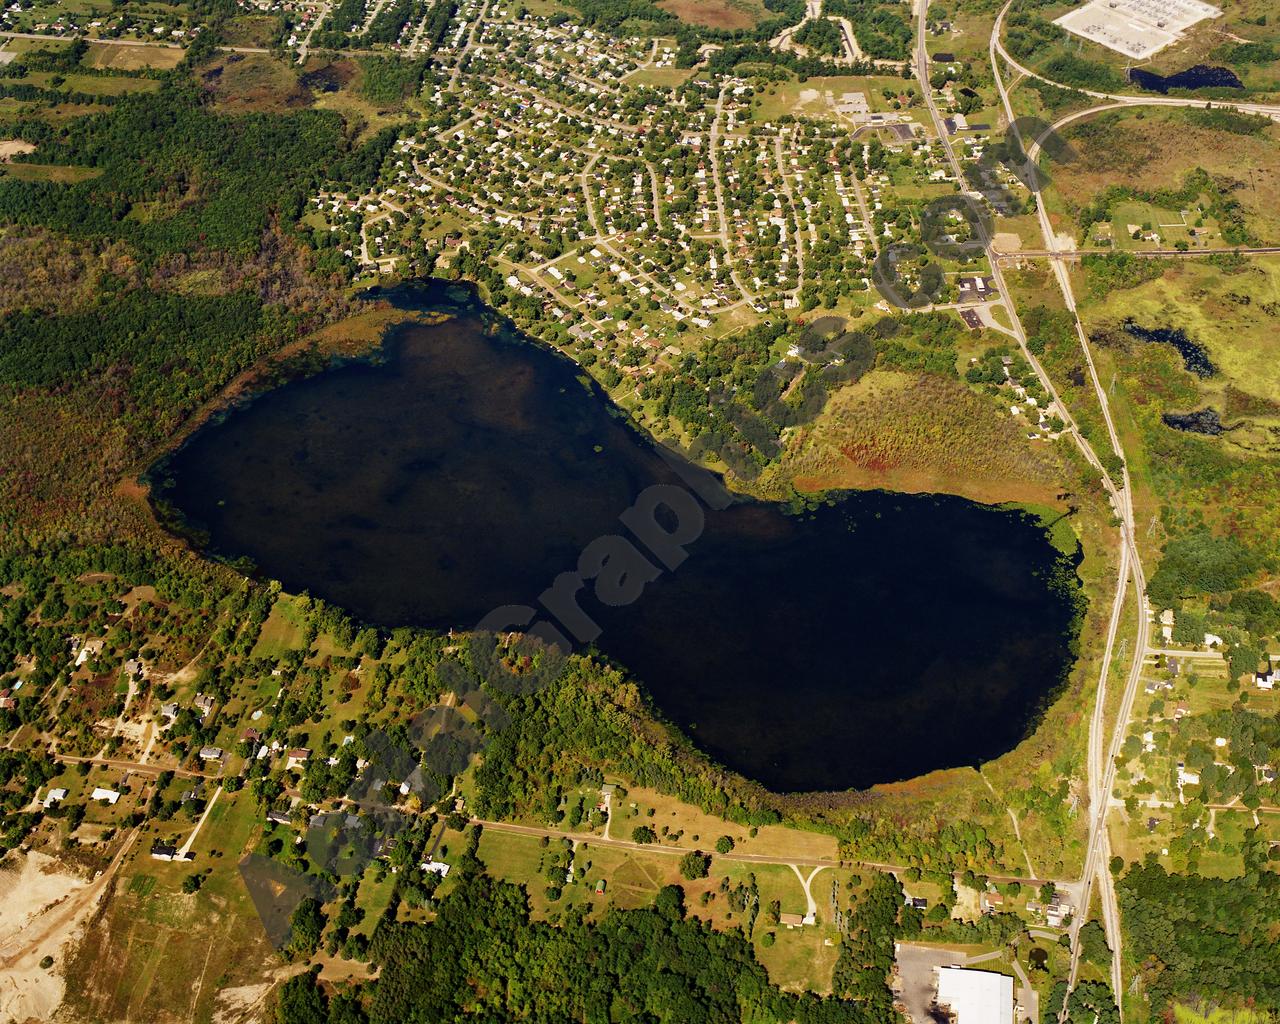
997 246 1280 259
986 3 1157 1016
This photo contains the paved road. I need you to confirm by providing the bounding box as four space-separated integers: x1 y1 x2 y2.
998 246 1280 259
987 8 1157 1017
989 0 1280 120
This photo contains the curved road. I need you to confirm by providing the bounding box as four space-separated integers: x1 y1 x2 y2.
986 5 1158 1017
990 0 1280 120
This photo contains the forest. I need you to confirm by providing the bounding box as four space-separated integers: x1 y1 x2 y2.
1117 838 1280 1014
823 0 912 61
276 855 891 1023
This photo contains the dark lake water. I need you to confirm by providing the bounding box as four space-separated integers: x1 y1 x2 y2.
156 281 1082 792
1124 319 1216 377
1162 408 1224 435
1128 64 1243 94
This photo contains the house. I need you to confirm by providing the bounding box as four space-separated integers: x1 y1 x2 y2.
1177 761 1200 787
1044 891 1072 928
0 690 14 711
74 638 105 668
956 276 994 302
1173 701 1190 721
199 747 224 762
160 702 179 721
151 843 178 861
594 879 607 895
285 748 311 770
194 693 216 719
779 912 805 928
243 728 261 745
1256 661 1274 690
980 890 1004 914
43 787 68 808
267 809 293 826
935 966 1014 1024
91 787 121 805
421 860 450 877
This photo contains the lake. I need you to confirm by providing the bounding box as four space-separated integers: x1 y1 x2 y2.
155 281 1082 792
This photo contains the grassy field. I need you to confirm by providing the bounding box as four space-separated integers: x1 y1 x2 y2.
0 163 102 183
656 0 765 30
221 13 283 48
1080 255 1280 418
614 786 839 862
250 596 308 659
62 791 275 1024
623 67 695 88
750 75 919 123
1174 1008 1274 1024
23 70 162 95
203 52 310 113
774 368 1069 507
1045 108 1280 246
83 41 186 71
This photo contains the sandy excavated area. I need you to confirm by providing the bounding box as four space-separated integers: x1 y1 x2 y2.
0 140 36 161
0 851 93 1022
0 843 132 1024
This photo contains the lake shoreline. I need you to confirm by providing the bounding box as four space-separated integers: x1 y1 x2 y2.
152 278 1085 792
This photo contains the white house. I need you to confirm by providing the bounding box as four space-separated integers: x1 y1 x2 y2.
91 787 121 805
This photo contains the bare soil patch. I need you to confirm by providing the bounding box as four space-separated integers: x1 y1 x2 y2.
657 0 763 30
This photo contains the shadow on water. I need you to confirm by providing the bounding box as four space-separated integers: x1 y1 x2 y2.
1123 319 1216 378
153 280 1083 792
1128 64 1243 94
